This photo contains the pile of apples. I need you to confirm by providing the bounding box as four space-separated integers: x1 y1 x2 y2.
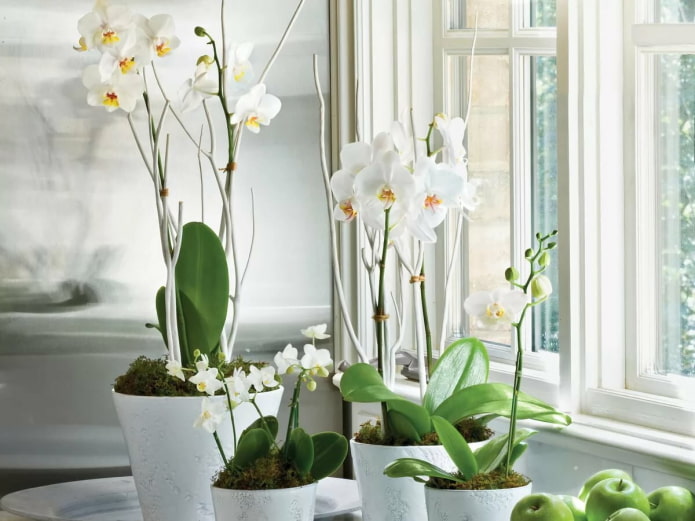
510 469 695 521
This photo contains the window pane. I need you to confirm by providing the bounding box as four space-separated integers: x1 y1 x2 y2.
447 0 509 30
531 56 559 353
657 0 695 23
529 0 556 27
657 53 695 377
449 54 512 345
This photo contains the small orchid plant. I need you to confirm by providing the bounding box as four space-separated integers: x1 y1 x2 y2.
74 0 306 370
384 232 563 487
185 324 347 489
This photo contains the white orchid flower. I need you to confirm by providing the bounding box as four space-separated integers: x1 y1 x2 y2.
300 344 333 378
354 150 416 231
138 14 180 60
435 114 467 167
230 84 281 133
77 3 136 52
82 65 143 113
301 324 330 340
391 120 414 165
178 60 219 113
165 360 185 382
189 367 223 396
330 142 373 223
274 344 299 375
195 353 210 372
464 287 529 329
406 158 465 242
246 365 279 392
97 31 149 80
193 397 226 434
224 370 250 408
226 42 254 84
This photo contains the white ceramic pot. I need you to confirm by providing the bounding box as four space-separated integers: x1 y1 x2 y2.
112 387 283 521
211 482 318 521
350 438 487 521
425 481 532 521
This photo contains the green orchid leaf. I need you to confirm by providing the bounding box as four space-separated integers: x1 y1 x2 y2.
431 416 478 480
387 399 432 437
232 428 273 470
310 432 348 480
383 458 461 483
154 286 168 347
175 222 229 362
474 427 536 474
286 427 314 475
339 363 403 403
508 441 529 468
433 383 571 426
240 416 279 442
386 409 422 443
423 338 489 413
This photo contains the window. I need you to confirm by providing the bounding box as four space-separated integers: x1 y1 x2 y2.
338 0 695 438
433 1 559 390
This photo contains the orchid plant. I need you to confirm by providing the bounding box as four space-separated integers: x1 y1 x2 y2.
188 325 348 489
74 0 306 370
384 232 564 488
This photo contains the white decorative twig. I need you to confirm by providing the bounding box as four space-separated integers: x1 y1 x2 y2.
259 0 307 84
312 54 368 362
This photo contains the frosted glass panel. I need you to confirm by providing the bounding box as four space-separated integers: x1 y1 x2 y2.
448 0 509 30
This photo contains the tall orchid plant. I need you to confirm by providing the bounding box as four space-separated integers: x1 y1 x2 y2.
74 0 306 368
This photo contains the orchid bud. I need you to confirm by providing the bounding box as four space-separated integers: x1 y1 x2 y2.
524 248 534 259
194 26 207 37
217 352 226 363
531 275 553 299
193 349 201 358
306 379 317 392
546 242 557 250
196 55 214 66
538 252 551 267
505 267 520 282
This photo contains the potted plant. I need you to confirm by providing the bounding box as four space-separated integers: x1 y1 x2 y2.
192 325 348 520
73 0 307 519
384 232 565 521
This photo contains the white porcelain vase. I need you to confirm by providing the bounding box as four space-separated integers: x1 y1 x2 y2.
350 438 487 521
112 388 283 521
210 482 318 521
425 481 532 521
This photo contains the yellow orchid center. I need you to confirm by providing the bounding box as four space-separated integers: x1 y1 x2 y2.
424 194 443 210
196 381 208 392
201 410 212 420
101 30 119 45
119 57 136 74
486 302 506 319
378 187 396 205
102 91 119 108
245 116 260 130
339 201 357 220
156 41 172 57
74 37 88 52
233 67 246 82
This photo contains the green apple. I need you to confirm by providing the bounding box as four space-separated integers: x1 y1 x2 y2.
606 507 650 521
510 493 575 521
578 469 633 501
648 485 695 521
585 478 650 521
558 495 587 521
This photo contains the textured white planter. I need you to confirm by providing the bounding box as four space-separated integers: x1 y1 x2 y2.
425 481 532 521
350 438 487 521
211 482 318 521
112 388 283 521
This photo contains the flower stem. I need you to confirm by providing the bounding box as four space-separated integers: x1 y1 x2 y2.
283 373 304 456
213 431 228 468
221 380 238 452
419 263 433 379
376 209 391 439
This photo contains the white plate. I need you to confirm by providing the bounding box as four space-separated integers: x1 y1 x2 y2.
0 476 360 521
